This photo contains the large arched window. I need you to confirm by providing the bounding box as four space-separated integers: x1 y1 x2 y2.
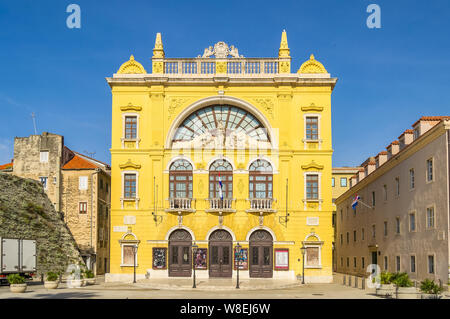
169 160 193 199
249 160 273 199
172 105 270 144
209 159 233 199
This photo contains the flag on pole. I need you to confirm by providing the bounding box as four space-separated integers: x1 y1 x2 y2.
352 194 360 210
218 173 223 200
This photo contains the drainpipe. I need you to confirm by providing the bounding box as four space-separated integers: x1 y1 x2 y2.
90 168 100 271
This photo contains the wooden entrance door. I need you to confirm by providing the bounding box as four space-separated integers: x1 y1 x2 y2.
169 229 192 277
249 230 273 278
209 230 232 278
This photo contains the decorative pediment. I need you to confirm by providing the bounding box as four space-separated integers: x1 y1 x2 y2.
119 159 141 170
198 41 243 58
298 54 328 74
120 103 142 112
301 103 324 112
117 55 147 74
301 161 324 170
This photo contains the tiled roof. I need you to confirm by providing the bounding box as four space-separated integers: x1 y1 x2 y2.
377 151 388 156
0 162 13 171
412 116 450 127
62 154 100 170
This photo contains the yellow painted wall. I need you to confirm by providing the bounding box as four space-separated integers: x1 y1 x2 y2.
108 33 336 281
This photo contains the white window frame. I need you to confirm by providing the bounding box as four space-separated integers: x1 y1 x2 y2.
383 220 388 237
303 172 322 210
410 254 416 273
409 168 415 190
396 255 401 272
120 244 138 267
79 176 88 191
331 177 335 187
340 177 347 187
395 217 401 234
409 211 416 232
302 113 322 149
39 151 49 163
427 255 435 274
121 113 141 149
120 170 140 209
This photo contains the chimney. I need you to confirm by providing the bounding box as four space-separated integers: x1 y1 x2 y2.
386 141 400 159
398 130 414 149
376 151 388 167
358 168 365 181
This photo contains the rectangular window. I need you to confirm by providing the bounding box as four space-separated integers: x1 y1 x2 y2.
396 217 401 234
125 116 137 139
395 177 400 196
410 169 415 189
353 230 357 242
340 234 343 245
122 245 136 266
362 257 365 269
39 176 48 190
383 184 387 201
100 179 103 190
340 257 343 267
361 228 365 241
346 232 349 244
340 209 343 221
79 202 87 214
396 256 401 272
427 207 435 228
384 256 388 271
353 257 357 268
346 257 349 267
384 221 388 236
372 191 376 207
305 116 318 140
40 151 49 163
306 247 319 266
79 176 88 190
410 256 416 273
428 255 434 274
124 174 136 198
372 225 376 238
306 174 319 200
409 213 416 232
331 177 335 187
426 159 433 182
340 178 347 187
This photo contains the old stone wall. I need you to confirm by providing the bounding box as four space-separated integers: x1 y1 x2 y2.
0 173 84 275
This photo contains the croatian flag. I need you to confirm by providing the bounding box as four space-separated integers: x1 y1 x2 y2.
218 173 223 200
352 194 360 210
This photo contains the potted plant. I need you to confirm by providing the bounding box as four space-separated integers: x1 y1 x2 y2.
7 274 27 293
84 269 96 285
420 279 444 299
393 272 417 299
44 272 59 289
375 272 396 298
67 269 83 288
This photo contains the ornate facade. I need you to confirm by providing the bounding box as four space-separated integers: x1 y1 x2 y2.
106 31 337 282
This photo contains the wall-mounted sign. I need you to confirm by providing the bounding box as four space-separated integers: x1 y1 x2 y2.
274 248 289 270
194 248 207 270
234 247 248 270
113 226 128 233
152 248 167 269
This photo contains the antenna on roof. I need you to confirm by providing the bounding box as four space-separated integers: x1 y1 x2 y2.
83 150 96 158
31 112 37 135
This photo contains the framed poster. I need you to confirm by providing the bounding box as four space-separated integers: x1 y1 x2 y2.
274 248 289 270
194 248 207 270
234 247 248 270
152 247 167 269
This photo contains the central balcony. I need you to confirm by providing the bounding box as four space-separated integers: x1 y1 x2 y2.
246 198 276 213
205 198 236 213
165 198 195 213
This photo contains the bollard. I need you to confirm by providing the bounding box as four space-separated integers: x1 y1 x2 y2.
362 277 365 290
355 277 358 288
349 276 352 287
343 275 346 285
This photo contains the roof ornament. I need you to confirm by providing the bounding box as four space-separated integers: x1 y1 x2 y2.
198 41 243 58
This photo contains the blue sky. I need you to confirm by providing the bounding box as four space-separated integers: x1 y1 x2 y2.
0 0 449 166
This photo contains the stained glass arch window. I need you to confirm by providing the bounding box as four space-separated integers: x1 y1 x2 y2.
172 105 270 143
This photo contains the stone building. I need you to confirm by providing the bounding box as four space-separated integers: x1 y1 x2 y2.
335 116 450 285
107 31 337 282
1 132 111 274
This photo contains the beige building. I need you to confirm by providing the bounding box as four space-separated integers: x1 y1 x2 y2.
331 167 360 271
335 116 450 285
1 132 111 274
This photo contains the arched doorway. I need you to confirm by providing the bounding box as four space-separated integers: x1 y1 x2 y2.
209 229 232 278
249 230 273 278
169 229 192 277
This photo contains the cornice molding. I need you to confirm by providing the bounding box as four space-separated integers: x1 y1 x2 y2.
119 159 141 170
120 103 142 112
301 103 324 112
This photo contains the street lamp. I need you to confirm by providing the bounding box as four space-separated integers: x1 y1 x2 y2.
235 243 241 289
192 243 198 288
132 245 138 284
300 245 306 284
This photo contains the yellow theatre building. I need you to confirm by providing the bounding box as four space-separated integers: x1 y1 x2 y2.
106 31 337 283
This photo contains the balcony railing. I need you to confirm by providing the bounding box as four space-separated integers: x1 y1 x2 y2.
246 198 276 212
162 58 280 77
165 198 195 212
205 198 236 212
